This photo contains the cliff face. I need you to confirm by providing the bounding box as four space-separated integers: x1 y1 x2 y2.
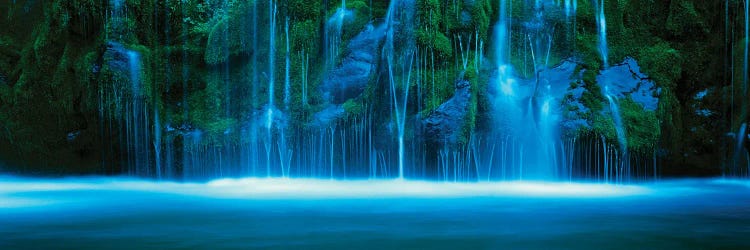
0 0 747 178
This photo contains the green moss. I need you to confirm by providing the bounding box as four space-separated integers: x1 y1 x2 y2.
421 68 457 117
637 41 682 89
580 70 603 113
342 99 365 117
416 29 452 61
620 98 660 152
417 0 442 28
286 0 322 20
666 1 708 37
291 20 320 54
590 113 617 144
187 74 234 143
574 32 603 70
469 0 493 41
203 1 256 65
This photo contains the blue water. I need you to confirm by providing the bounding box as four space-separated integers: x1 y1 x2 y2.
1 177 749 249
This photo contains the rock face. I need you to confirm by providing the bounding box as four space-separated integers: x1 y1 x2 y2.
559 67 590 134
597 57 660 111
103 42 132 74
311 105 345 128
514 59 587 134
423 79 472 145
321 23 387 104
555 58 662 136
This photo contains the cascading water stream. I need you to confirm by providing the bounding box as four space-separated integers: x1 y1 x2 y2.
595 0 608 67
244 0 260 177
604 89 628 180
281 17 292 177
744 0 749 167
489 0 567 180
384 0 413 179
86 0 662 182
126 50 149 176
745 0 749 175
736 123 747 173
324 0 349 69
564 0 578 18
266 0 277 176
103 0 154 177
495 0 514 96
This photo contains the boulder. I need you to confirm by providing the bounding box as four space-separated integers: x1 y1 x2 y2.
321 23 387 104
422 79 472 145
311 105 346 128
597 57 660 111
103 42 132 74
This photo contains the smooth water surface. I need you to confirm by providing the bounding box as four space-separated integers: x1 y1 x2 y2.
1 177 749 249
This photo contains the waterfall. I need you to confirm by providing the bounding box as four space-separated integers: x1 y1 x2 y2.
745 0 749 177
384 0 413 179
123 50 151 177
494 0 514 96
736 124 747 171
595 0 608 67
385 50 412 180
154 99 161 179
563 0 578 18
284 18 291 112
495 0 509 67
604 91 628 180
742 0 750 96
127 51 141 105
248 0 259 176
266 0 277 176
487 0 565 180
325 0 349 69
281 17 292 177
84 0 663 182
180 0 191 179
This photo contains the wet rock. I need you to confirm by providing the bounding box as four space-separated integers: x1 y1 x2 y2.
597 57 660 111
321 23 387 104
315 22 388 128
311 105 346 128
66 131 81 142
689 88 716 117
458 0 477 26
532 60 590 134
422 79 472 145
103 42 131 73
460 11 473 26
561 80 591 134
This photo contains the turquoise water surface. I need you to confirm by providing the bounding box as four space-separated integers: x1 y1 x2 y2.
1 177 749 249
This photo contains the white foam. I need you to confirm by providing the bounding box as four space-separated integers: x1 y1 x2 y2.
0 177 650 202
